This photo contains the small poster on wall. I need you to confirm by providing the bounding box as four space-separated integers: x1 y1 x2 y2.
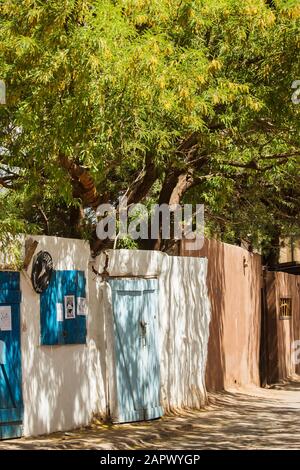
64 295 75 319
0 306 12 331
77 297 87 316
56 303 64 322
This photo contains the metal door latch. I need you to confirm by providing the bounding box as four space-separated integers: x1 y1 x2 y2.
140 320 148 347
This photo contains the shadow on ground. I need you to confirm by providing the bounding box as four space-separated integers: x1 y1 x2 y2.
1 378 300 450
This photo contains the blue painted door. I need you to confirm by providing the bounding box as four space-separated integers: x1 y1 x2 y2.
142 286 162 420
109 278 163 423
0 272 23 440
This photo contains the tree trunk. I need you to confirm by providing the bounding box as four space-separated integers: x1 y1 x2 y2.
90 152 158 256
263 229 281 267
144 169 195 251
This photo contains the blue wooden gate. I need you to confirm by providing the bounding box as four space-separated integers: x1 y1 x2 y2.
0 272 23 439
109 278 163 423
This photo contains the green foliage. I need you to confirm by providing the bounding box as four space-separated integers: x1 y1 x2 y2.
0 0 299 255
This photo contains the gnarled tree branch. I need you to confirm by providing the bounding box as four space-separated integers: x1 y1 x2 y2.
58 154 100 209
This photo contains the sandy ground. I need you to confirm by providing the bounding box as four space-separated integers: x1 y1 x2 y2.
1 378 300 450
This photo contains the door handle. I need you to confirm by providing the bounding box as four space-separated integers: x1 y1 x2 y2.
140 320 148 334
140 320 148 347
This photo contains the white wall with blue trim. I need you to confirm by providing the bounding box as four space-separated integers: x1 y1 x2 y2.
18 237 210 437
20 236 106 437
93 249 211 422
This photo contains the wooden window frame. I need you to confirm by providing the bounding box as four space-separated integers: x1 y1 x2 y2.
279 297 292 320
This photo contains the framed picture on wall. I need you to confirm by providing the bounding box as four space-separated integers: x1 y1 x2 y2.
64 295 75 319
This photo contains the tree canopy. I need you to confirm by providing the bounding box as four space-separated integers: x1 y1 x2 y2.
0 0 299 261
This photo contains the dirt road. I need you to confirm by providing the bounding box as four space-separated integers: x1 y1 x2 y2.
1 379 300 450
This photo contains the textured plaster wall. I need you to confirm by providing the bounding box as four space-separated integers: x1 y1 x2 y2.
265 271 300 383
21 236 106 437
93 250 211 414
181 238 262 391
159 255 210 410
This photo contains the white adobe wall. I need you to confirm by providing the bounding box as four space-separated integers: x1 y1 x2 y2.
21 236 107 437
21 240 210 436
94 249 211 412
160 255 210 409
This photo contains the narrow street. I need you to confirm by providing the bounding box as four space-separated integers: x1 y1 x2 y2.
1 378 300 450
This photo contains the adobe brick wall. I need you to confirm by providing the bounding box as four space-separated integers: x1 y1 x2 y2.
264 271 300 383
181 238 262 391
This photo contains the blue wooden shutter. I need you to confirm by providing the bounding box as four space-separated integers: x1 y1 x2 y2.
41 270 87 345
61 270 77 344
75 270 87 344
41 271 63 345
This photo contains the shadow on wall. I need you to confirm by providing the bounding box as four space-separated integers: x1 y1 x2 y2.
21 243 211 436
277 275 294 380
264 271 300 384
21 236 107 437
181 238 262 392
160 256 210 411
94 250 211 414
247 249 262 387
181 240 226 391
295 278 300 376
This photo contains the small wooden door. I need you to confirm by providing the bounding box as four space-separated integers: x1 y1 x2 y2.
0 272 23 439
109 278 163 423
